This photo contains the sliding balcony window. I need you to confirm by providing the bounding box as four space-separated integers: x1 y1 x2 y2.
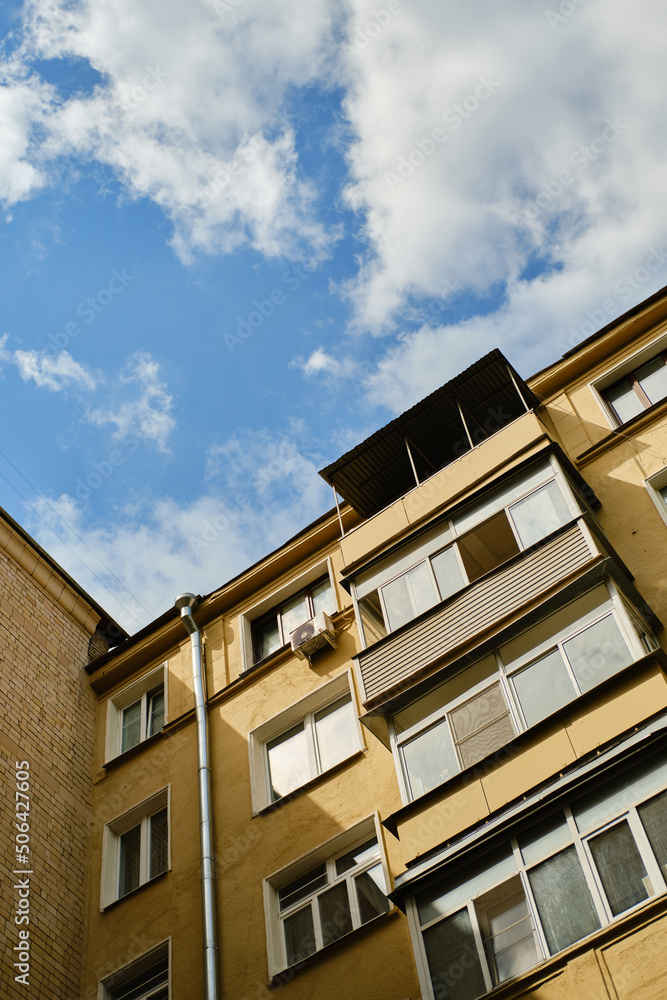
411 752 667 1000
353 461 576 646
391 585 653 801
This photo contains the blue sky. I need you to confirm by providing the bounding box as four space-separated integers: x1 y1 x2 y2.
1 0 666 632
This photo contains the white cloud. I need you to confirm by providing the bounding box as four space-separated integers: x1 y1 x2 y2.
26 427 334 631
85 352 175 451
292 347 357 379
0 336 98 390
340 0 667 372
0 0 341 261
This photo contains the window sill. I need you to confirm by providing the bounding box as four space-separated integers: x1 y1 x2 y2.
255 747 367 817
267 906 398 988
103 731 164 770
101 869 168 912
578 395 667 465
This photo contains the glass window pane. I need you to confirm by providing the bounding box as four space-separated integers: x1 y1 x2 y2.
453 462 552 535
312 578 336 617
511 649 575 728
121 700 141 753
638 789 667 874
110 957 169 1000
573 753 667 832
486 895 537 983
358 591 387 646
589 821 649 916
417 851 516 925
119 824 141 897
267 723 310 800
314 696 358 773
529 846 600 953
319 882 352 946
636 356 667 405
457 511 519 584
563 614 633 693
382 562 437 631
509 481 571 549
354 520 453 599
605 381 645 423
422 909 487 1000
519 813 571 865
281 593 309 640
278 864 327 910
457 715 516 770
283 904 316 965
257 617 281 660
335 839 379 876
403 717 459 797
431 546 466 602
355 864 389 923
148 689 164 736
150 808 168 879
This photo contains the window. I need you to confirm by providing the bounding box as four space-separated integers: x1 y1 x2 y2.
252 576 335 663
106 665 166 762
100 942 169 1000
240 562 338 669
249 672 364 812
101 788 170 908
645 467 667 527
602 352 667 424
264 817 390 975
412 752 667 1000
392 584 652 801
353 461 576 646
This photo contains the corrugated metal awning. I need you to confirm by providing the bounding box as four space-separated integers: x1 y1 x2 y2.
319 350 537 518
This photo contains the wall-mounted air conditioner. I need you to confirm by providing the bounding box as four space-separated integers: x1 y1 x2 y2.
290 612 337 660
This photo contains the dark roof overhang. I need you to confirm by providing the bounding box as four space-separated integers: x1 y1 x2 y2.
318 350 538 519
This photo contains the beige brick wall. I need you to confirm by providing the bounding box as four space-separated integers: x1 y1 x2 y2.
0 547 98 999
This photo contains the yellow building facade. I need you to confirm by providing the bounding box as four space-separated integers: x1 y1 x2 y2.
10 286 667 1000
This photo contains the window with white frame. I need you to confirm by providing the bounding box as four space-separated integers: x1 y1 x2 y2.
101 788 170 908
645 467 667 527
100 941 169 1000
240 561 338 669
248 672 364 812
106 665 166 762
411 750 667 1000
602 352 667 425
391 584 654 801
352 460 578 647
264 816 390 975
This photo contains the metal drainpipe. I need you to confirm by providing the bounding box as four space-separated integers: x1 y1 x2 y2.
175 593 220 1000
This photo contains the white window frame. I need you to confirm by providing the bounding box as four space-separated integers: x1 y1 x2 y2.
105 664 166 762
101 787 171 909
591 330 667 429
98 939 171 1000
248 670 365 814
390 583 653 803
353 458 582 647
645 467 667 527
239 558 338 670
409 756 667 1000
263 814 391 977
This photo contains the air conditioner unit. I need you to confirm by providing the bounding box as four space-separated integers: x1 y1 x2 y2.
290 612 337 660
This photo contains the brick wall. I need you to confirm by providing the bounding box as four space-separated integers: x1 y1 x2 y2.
0 548 98 999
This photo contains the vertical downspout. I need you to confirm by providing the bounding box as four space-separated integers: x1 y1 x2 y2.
175 593 220 1000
